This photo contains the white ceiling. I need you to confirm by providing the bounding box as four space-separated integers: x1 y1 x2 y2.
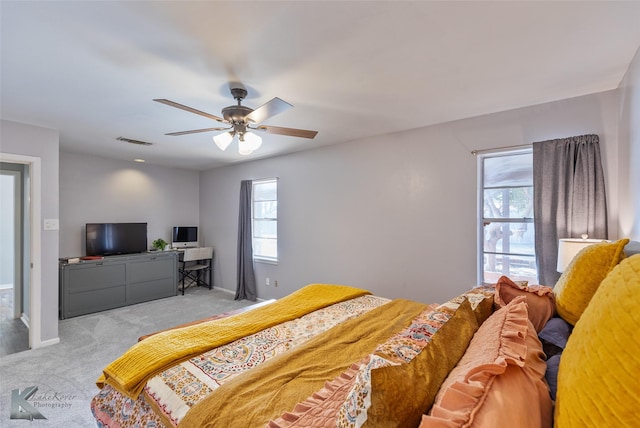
2 1 640 170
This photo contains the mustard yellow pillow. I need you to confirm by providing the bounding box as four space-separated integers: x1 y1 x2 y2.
365 299 480 427
553 238 628 325
555 254 640 427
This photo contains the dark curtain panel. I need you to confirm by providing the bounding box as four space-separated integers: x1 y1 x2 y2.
533 134 608 286
235 180 257 301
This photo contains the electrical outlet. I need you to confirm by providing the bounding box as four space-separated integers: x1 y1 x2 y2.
274 280 278 287
43 218 59 230
265 278 270 286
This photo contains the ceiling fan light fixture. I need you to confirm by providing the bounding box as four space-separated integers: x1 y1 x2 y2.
157 86 317 156
213 131 234 151
238 136 254 156
243 131 262 151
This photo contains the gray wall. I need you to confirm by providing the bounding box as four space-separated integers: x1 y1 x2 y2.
200 90 621 304
0 119 59 343
59 152 200 257
618 46 640 241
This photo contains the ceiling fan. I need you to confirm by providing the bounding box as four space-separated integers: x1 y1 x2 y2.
154 87 318 155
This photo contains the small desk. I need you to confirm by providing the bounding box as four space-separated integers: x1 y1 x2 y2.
176 247 213 295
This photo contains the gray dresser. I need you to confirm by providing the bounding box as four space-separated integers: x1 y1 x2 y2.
59 251 178 319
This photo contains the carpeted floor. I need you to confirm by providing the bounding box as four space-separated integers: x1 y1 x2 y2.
0 288 29 356
0 287 253 427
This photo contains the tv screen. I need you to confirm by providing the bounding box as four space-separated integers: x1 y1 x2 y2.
172 226 198 248
86 223 147 256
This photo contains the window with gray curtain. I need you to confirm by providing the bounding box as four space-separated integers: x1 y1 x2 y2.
533 134 607 286
480 150 536 284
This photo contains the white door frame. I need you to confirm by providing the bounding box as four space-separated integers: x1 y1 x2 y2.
0 168 23 319
0 152 42 349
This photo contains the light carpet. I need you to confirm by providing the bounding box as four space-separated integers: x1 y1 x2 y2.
0 287 253 427
0 288 29 356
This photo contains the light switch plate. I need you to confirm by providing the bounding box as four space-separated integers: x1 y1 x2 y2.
43 218 59 230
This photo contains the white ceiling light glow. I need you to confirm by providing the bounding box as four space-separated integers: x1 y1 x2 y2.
214 130 262 156
243 131 262 152
213 131 234 151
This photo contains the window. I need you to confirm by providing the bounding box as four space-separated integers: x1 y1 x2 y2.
252 178 278 262
479 150 536 284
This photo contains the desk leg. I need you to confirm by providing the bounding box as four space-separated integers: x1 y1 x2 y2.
209 260 213 289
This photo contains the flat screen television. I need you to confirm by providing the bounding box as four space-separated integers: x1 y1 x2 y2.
172 226 198 248
86 223 148 256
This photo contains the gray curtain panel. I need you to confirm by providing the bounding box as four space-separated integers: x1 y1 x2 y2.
533 134 608 286
235 180 257 301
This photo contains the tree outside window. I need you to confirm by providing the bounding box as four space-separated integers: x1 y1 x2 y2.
480 151 536 284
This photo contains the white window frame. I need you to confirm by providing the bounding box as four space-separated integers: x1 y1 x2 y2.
478 148 536 284
252 178 278 263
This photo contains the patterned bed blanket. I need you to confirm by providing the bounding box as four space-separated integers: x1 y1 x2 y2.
97 284 371 399
180 298 432 427
91 286 494 427
91 294 390 427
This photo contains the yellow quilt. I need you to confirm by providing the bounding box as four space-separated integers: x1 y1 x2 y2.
179 298 430 427
96 284 370 399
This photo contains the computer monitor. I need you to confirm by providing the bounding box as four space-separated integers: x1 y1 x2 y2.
171 226 198 248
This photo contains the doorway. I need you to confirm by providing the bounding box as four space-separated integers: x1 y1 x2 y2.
0 162 29 355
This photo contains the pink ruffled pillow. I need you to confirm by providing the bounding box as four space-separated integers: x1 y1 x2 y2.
494 275 555 332
420 296 552 428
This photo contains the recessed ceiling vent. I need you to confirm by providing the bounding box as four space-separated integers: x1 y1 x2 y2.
117 136 153 146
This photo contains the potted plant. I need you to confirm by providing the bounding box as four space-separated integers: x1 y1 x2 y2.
152 238 168 251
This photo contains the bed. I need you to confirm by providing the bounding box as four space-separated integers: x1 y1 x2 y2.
91 239 640 427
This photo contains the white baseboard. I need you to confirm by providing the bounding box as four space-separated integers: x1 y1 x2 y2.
216 287 235 295
216 286 269 302
20 313 30 328
35 337 60 349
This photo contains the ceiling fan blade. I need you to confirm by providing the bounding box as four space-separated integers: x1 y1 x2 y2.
245 97 293 124
165 127 230 136
154 99 227 123
257 125 318 139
